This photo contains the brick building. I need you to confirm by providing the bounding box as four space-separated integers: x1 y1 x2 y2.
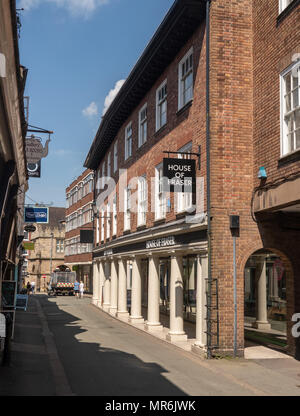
84 0 300 358
65 169 94 293
26 207 65 292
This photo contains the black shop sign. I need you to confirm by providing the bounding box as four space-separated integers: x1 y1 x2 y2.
163 158 196 193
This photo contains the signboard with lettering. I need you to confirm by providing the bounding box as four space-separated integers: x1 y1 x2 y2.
24 207 48 223
23 241 35 251
27 160 41 178
146 236 176 249
163 158 196 193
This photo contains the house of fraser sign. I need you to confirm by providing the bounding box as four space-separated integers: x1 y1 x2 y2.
146 236 176 249
163 158 196 193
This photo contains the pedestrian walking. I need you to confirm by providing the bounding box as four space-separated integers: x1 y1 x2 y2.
74 280 80 298
79 281 84 299
26 281 31 295
31 281 35 294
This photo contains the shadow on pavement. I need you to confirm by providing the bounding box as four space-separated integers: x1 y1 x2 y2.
1 294 186 396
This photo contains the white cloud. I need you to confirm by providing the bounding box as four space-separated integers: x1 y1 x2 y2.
82 101 98 118
102 79 125 116
18 0 109 18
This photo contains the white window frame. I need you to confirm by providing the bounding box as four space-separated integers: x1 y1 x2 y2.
279 0 293 13
177 142 193 213
114 140 118 173
156 79 167 131
138 103 147 147
106 204 110 239
124 186 131 230
112 194 117 236
101 208 105 242
280 60 300 156
155 163 166 220
125 122 132 160
178 47 194 110
137 176 147 226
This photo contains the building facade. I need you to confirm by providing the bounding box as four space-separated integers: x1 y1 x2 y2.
65 169 94 293
84 0 300 358
0 1 28 304
26 207 66 291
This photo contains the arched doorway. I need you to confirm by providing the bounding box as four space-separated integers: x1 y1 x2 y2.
244 249 290 351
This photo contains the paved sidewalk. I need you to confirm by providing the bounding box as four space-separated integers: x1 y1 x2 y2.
1 294 300 396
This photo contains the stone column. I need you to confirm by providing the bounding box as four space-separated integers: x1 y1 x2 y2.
92 262 99 306
109 258 118 316
166 254 187 342
145 254 163 332
117 257 129 319
192 255 207 352
97 260 105 308
253 258 271 330
129 256 144 324
102 260 111 312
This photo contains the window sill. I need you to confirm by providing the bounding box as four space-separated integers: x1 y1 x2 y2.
136 224 146 231
154 124 167 137
278 148 300 167
277 0 300 26
176 100 193 117
153 217 166 226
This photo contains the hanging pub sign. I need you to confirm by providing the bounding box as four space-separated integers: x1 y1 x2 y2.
25 136 50 164
23 241 35 251
162 158 196 193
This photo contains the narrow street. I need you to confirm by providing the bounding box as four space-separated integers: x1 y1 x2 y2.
1 294 300 397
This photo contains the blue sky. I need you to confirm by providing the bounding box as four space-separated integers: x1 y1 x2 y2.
18 0 174 207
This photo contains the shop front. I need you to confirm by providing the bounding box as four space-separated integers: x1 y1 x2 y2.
92 223 208 350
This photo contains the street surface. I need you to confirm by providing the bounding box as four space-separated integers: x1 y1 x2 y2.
1 294 300 396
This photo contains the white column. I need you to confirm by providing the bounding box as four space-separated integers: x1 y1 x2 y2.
117 257 129 319
92 262 99 306
193 255 207 348
109 258 118 316
129 256 144 324
97 260 105 308
166 254 187 342
253 258 271 330
102 260 111 312
145 255 163 331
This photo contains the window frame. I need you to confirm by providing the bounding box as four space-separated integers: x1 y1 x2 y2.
125 122 132 160
156 79 167 132
280 59 300 157
178 47 194 111
138 103 148 147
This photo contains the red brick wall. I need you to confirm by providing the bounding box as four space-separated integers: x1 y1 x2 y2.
95 23 207 243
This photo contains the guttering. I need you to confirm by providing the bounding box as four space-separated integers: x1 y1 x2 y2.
205 0 212 359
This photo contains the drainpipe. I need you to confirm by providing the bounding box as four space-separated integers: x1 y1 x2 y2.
206 0 212 359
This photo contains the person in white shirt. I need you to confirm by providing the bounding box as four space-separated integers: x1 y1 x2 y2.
79 281 84 298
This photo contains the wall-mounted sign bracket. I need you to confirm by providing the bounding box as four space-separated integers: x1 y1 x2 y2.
163 145 201 170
